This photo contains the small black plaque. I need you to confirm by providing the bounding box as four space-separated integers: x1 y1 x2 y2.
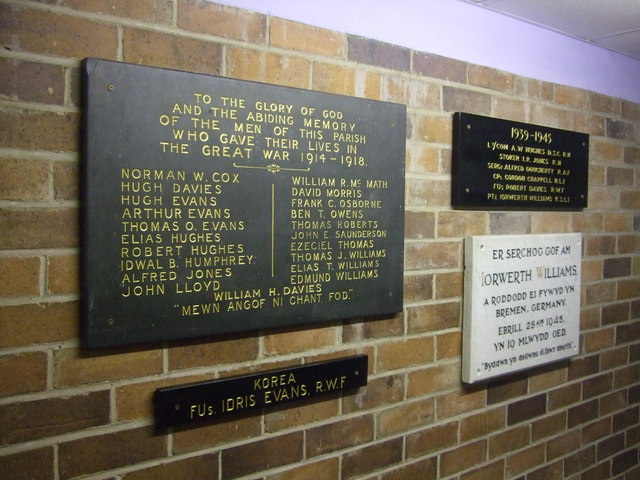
452 112 588 209
82 59 405 348
154 355 368 427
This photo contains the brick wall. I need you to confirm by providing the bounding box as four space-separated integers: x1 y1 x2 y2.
1 1 639 479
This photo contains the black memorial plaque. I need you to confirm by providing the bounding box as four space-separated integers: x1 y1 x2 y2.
154 355 368 428
82 59 405 348
452 112 588 209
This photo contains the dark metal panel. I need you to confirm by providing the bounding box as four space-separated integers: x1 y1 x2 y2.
154 355 368 427
452 112 588 210
82 59 405 348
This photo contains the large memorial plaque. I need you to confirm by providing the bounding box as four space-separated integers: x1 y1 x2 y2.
155 355 368 428
452 112 588 209
82 59 405 348
462 233 581 383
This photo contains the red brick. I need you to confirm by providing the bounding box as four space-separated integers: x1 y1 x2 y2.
582 417 611 444
606 118 635 141
0 207 79 250
0 4 117 59
178 0 265 43
221 432 303 479
53 160 79 200
37 0 173 24
505 443 545 477
529 364 567 392
555 85 589 107
438 211 488 237
172 415 261 454
437 387 486 419
583 373 613 399
378 398 435 436
0 351 47 397
407 301 460 333
548 382 581 410
406 421 458 457
597 432 625 461
406 177 451 207
413 52 466 83
436 331 462 359
412 115 452 144
547 430 581 460
270 18 344 57
460 407 505 441
487 376 527 405
443 86 492 114
568 399 599 428
0 157 50 201
613 406 639 433
343 313 404 342
265 458 339 480
227 48 311 89
526 460 564 480
381 457 437 480
468 65 514 93
489 424 530 458
568 354 600 380
123 453 219 480
612 447 639 475
377 336 434 371
403 272 434 303
0 58 65 105
168 334 259 370
0 302 78 347
264 324 336 355
405 211 435 239
54 346 163 387
341 438 403 478
494 96 527 122
0 256 40 297
408 362 460 396
440 440 486 476
460 460 504 480
342 374 404 413
59 426 166 479
265 394 338 432
0 108 78 152
0 447 54 480
306 415 374 456
47 254 79 295
564 445 596 477
584 327 616 352
405 241 461 270
435 271 463 299
312 62 354 96
532 411 566 441
1 390 110 444
123 28 222 75
489 212 532 235
348 35 410 72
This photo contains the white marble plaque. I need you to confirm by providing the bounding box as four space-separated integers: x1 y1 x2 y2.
462 233 581 383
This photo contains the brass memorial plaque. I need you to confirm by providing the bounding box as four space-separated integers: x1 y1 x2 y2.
82 59 405 348
452 112 588 209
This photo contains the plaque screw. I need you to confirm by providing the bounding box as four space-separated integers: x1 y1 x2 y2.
108 83 115 91
465 188 470 194
467 124 472 130
175 403 180 411
106 318 114 326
